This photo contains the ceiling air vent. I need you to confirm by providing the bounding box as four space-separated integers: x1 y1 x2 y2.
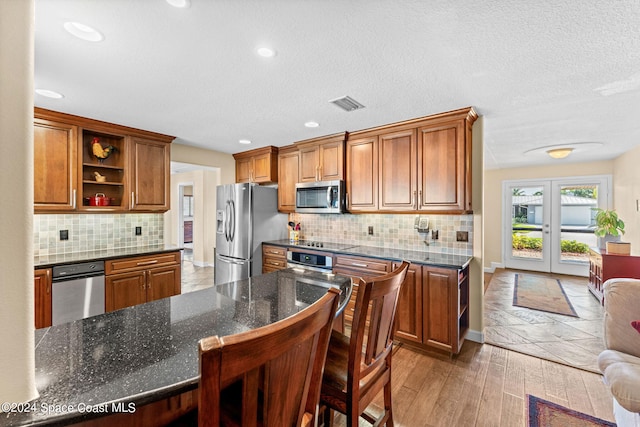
329 96 365 112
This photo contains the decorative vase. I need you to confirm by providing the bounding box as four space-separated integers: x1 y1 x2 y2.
598 234 621 250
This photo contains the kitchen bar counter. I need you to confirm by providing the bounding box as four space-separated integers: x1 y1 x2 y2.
265 240 472 269
1 269 352 426
34 245 183 268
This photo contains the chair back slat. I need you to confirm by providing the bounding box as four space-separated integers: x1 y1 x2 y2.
198 287 341 427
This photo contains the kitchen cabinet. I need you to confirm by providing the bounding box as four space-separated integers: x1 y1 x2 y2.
277 145 300 213
262 244 287 273
105 252 181 312
129 136 170 211
588 248 640 304
34 268 52 329
393 262 422 343
333 254 392 329
346 107 477 214
34 108 174 213
345 134 379 212
233 146 278 184
297 132 347 182
33 116 78 212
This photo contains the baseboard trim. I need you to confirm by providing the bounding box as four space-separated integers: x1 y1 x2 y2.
466 329 484 344
484 262 504 274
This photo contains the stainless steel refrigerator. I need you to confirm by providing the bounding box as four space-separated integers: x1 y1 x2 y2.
214 183 288 285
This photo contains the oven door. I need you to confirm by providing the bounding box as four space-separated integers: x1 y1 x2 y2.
286 261 333 273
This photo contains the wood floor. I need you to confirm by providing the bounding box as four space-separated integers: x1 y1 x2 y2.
180 260 615 426
484 269 604 373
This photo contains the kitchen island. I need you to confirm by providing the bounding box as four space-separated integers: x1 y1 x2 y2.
1 269 352 426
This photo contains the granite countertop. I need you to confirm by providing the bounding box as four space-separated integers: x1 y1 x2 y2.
34 245 183 269
265 239 472 269
1 269 351 427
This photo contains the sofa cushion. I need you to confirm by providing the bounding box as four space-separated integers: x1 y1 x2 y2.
632 320 640 334
598 349 640 412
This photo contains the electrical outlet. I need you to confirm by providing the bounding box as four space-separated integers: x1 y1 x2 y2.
368 226 374 235
456 231 468 242
60 230 69 241
135 226 142 236
431 230 439 240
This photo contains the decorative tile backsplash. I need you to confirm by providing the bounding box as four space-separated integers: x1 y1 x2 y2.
289 213 473 256
34 214 164 256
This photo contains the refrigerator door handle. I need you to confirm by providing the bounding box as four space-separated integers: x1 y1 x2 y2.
217 253 250 265
225 200 231 241
228 199 236 242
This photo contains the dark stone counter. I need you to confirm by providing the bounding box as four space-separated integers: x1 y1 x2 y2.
34 245 183 269
0 269 351 426
265 240 472 270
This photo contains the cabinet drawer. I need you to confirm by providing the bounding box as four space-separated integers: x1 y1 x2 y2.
106 251 181 275
263 256 287 269
334 255 390 273
262 245 286 259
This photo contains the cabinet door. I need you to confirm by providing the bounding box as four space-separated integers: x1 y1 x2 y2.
34 119 77 211
278 150 300 212
423 266 456 351
236 157 253 183
346 136 378 211
379 129 417 211
130 137 170 211
252 152 273 183
393 263 422 343
106 271 147 312
34 268 52 328
299 145 320 182
319 141 344 181
147 265 181 302
417 121 467 212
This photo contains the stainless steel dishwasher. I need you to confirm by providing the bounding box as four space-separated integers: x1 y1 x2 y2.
52 260 106 326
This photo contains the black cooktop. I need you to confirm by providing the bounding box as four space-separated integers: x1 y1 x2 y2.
290 240 357 251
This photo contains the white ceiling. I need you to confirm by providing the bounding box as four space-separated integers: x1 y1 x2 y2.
34 0 640 170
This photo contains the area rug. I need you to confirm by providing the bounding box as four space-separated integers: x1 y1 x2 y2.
513 274 578 317
527 395 616 426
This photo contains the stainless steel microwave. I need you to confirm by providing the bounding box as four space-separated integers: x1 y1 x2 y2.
295 180 345 214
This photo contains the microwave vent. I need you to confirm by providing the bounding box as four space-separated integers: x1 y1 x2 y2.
329 96 365 112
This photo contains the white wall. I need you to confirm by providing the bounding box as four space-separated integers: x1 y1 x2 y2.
0 0 38 405
613 144 640 255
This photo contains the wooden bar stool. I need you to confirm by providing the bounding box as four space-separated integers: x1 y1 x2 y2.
320 261 410 427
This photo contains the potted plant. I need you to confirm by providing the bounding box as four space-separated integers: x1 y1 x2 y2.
593 208 626 251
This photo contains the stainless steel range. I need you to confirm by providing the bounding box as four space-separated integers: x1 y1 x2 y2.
286 241 357 272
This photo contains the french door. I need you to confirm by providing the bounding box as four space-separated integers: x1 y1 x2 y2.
503 176 611 276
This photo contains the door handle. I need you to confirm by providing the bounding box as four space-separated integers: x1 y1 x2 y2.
72 189 76 209
131 192 135 209
413 190 417 209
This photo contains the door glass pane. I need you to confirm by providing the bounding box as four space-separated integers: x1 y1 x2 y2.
511 186 544 260
559 184 597 263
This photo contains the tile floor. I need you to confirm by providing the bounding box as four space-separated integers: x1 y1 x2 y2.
180 256 215 294
484 268 605 373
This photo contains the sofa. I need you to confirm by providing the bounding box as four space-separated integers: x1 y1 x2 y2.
598 278 640 427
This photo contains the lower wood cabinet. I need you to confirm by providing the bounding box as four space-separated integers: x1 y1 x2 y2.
34 268 52 328
105 251 181 312
262 244 288 273
588 247 640 304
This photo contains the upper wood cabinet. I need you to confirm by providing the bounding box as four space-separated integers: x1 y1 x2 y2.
346 107 477 214
34 108 174 213
277 145 300 213
233 146 278 184
297 132 347 182
34 117 78 211
130 137 170 211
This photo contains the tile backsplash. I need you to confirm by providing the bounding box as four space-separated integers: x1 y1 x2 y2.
34 214 164 256
289 213 473 256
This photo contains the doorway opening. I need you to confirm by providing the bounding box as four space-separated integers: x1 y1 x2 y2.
502 175 611 276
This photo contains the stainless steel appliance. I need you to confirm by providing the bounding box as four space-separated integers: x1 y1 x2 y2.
286 241 357 272
215 183 288 285
295 180 345 214
52 261 105 326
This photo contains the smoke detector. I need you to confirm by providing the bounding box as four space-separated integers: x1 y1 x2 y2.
329 96 365 112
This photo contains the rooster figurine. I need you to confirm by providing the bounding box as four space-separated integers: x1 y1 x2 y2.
92 137 117 163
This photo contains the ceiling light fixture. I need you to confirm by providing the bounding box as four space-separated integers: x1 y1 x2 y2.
63 22 104 42
304 121 319 128
256 47 276 58
329 95 365 112
35 89 64 99
546 148 574 159
239 139 252 145
166 0 191 8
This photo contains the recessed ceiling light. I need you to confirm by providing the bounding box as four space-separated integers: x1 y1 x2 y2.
239 139 252 145
166 0 191 8
35 89 64 99
63 22 104 42
304 121 319 128
256 47 276 58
